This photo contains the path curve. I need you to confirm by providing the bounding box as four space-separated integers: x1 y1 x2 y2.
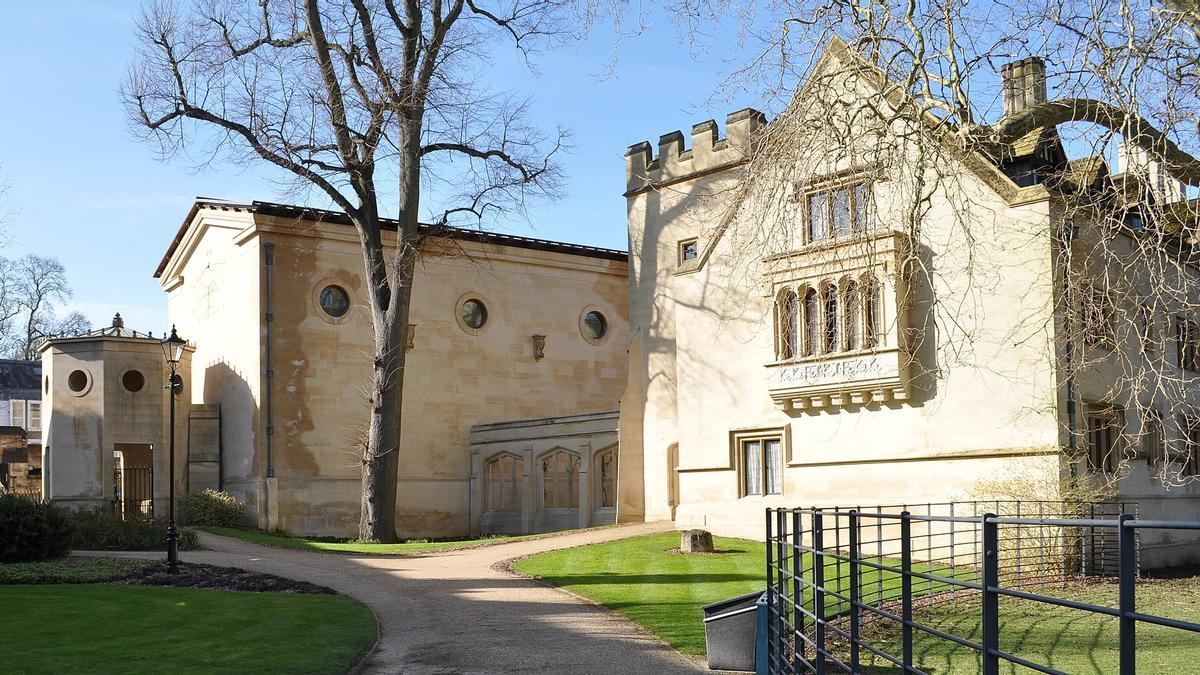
165 523 703 674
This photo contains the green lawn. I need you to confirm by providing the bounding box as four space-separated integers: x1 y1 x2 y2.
0 584 376 674
516 532 1200 672
201 525 608 555
861 576 1200 674
514 532 767 655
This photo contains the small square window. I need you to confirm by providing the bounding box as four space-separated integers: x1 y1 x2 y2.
739 435 782 497
679 238 699 264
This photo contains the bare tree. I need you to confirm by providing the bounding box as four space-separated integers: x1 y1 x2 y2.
645 0 1200 489
123 0 591 541
0 255 90 360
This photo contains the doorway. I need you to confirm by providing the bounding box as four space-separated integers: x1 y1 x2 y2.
113 443 154 517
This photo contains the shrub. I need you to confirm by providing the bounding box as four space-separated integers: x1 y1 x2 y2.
0 494 74 563
182 489 249 528
68 508 198 551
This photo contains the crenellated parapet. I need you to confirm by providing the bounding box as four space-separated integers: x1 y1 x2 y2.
625 108 768 195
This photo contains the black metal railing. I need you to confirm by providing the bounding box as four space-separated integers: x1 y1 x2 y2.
765 502 1200 675
113 467 154 517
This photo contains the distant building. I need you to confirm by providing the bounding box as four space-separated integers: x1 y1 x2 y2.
0 360 42 496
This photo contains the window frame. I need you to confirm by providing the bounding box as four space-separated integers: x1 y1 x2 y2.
678 238 699 264
1085 405 1123 475
539 449 581 510
484 453 525 513
1081 287 1116 350
26 401 40 432
733 429 786 498
1176 317 1199 373
803 178 874 245
1180 415 1200 477
594 449 618 510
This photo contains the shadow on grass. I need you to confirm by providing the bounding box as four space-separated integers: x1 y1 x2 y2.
533 572 762 587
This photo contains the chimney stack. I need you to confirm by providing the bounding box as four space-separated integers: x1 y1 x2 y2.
1001 57 1048 116
1118 142 1186 204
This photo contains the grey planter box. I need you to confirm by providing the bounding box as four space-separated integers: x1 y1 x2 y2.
702 590 766 672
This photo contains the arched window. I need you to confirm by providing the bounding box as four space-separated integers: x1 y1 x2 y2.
777 289 799 359
864 278 884 348
596 450 617 509
541 450 580 509
844 280 861 351
824 284 839 353
485 454 524 512
803 288 820 356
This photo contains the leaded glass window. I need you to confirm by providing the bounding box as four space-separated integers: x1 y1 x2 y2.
541 451 580 509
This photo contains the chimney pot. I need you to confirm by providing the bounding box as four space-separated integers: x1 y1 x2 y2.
1001 56 1047 116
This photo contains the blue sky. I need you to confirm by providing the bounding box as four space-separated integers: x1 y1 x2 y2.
0 2 756 334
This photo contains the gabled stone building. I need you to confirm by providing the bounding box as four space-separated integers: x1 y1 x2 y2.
621 39 1200 567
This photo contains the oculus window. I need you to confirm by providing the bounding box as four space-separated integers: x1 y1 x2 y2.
460 298 488 331
319 285 351 318
122 370 146 393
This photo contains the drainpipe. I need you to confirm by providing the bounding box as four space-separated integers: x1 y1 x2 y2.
1060 222 1080 486
264 243 276 480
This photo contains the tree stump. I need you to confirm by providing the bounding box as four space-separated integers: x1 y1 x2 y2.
681 529 715 553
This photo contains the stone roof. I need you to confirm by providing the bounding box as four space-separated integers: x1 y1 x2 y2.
155 198 630 278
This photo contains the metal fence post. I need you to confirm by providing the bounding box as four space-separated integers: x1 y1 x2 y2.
981 513 1000 675
812 509 826 675
792 509 802 672
900 510 913 672
766 508 775 672
848 509 861 672
1118 513 1136 675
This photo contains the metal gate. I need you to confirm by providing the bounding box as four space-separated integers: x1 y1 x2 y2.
113 467 154 517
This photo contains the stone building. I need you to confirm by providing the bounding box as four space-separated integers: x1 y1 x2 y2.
38 316 194 516
622 39 1200 567
0 360 42 496
154 199 633 537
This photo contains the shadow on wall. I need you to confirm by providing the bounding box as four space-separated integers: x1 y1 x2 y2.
202 361 260 520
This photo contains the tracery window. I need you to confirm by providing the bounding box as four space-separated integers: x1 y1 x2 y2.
485 454 524 512
803 288 820 357
865 278 884 348
596 450 617 509
843 280 861 351
777 289 799 359
824 284 839 353
541 450 580 509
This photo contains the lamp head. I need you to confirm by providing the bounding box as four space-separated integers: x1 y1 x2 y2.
161 325 186 365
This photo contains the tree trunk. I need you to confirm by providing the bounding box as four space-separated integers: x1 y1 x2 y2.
358 115 423 543
358 301 406 543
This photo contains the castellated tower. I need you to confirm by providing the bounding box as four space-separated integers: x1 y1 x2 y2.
624 108 768 194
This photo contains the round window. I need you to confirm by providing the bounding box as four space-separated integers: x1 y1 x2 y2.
460 299 488 331
583 311 608 341
319 285 351 318
67 370 89 394
122 370 146 393
43 376 49 395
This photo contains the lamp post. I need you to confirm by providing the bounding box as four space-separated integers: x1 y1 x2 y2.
161 325 186 573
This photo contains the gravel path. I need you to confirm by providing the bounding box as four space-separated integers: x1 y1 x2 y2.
94 522 704 674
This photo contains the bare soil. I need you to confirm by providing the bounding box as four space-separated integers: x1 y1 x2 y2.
111 561 336 594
